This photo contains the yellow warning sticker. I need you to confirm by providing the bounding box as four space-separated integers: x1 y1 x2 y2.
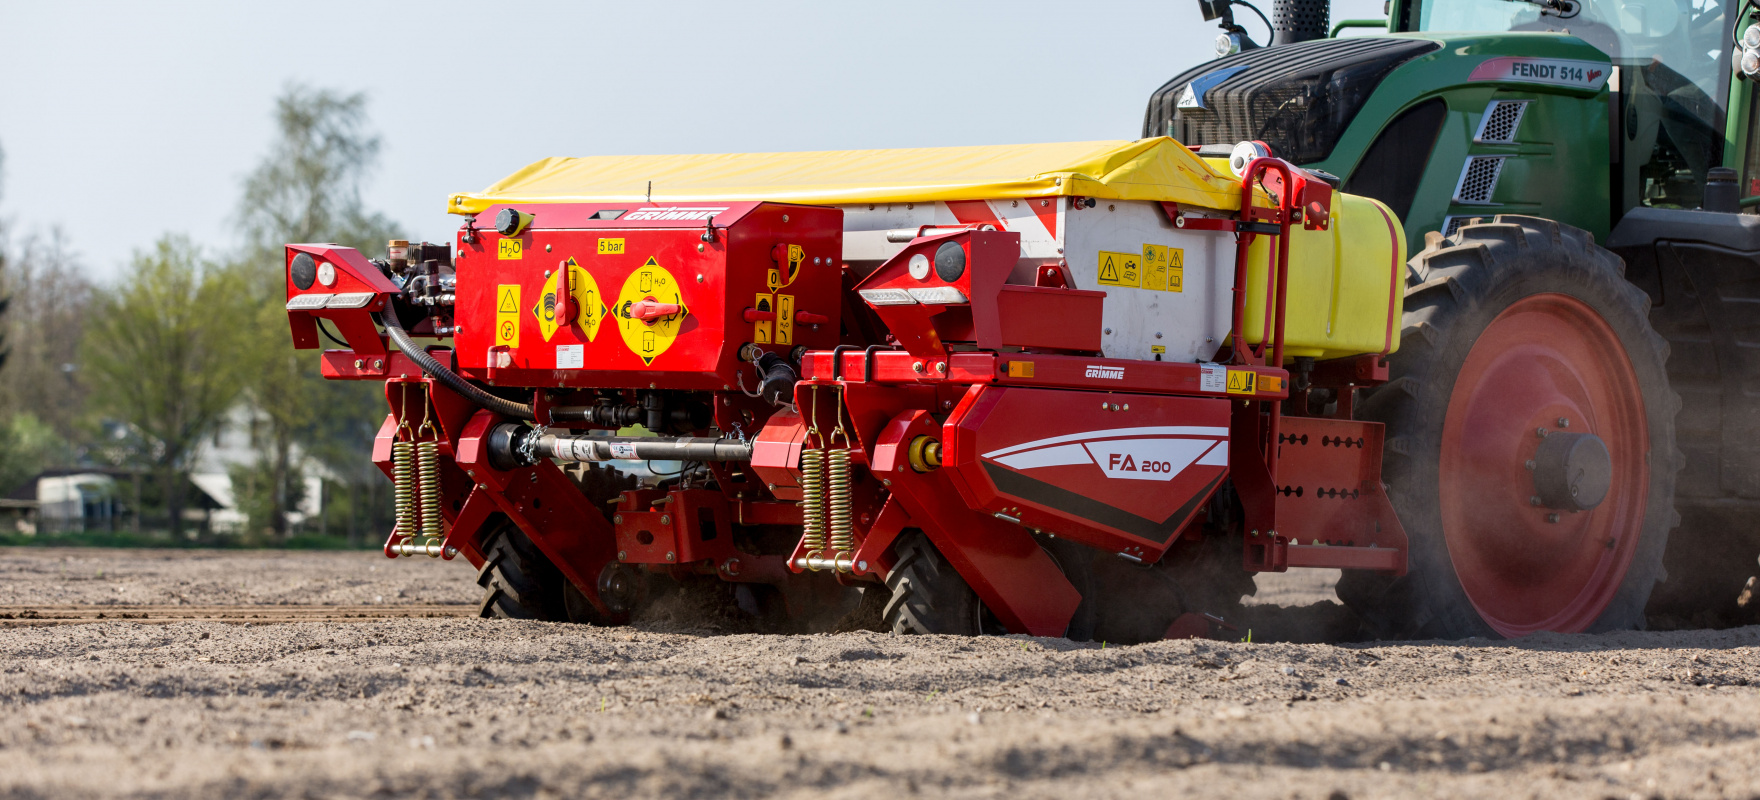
1226 369 1258 395
775 294 795 346
1151 345 1166 354
1140 244 1185 293
1097 250 1140 288
532 258 607 342
752 293 774 344
616 256 688 365
497 238 523 260
495 285 521 346
597 238 625 255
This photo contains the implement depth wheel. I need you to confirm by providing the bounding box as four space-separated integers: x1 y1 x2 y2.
477 523 566 621
883 531 988 636
1341 216 1680 639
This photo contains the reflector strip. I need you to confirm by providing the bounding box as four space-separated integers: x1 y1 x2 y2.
327 293 376 309
285 294 333 310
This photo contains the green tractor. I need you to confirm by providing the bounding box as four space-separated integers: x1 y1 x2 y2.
1154 0 1760 637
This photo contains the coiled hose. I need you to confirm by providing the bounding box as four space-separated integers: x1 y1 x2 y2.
379 310 534 420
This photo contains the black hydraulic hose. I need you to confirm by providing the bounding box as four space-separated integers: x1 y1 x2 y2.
378 310 534 420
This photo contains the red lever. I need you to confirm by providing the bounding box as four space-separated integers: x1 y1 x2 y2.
629 299 682 322
742 308 776 323
555 263 573 322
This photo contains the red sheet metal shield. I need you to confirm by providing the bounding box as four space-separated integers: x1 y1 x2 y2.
943 386 1230 553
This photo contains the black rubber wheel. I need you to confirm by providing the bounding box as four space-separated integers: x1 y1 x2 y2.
1340 216 1681 640
476 523 565 620
883 530 985 636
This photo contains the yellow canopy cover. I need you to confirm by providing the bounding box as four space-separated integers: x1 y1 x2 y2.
446 138 1248 216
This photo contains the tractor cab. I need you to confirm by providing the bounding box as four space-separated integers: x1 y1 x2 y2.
1150 0 1743 246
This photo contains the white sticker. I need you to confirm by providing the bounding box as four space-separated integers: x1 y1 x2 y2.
1468 57 1609 91
557 344 584 369
1200 363 1227 393
609 443 638 459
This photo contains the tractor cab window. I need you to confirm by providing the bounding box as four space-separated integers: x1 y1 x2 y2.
1408 0 1733 210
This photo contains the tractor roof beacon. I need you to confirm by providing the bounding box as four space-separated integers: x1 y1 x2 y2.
1162 0 1760 634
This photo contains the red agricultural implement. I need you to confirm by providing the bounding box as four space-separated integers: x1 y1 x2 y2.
286 138 1661 641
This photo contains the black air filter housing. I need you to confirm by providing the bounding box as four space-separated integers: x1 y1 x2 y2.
1142 37 1439 165
1273 0 1331 45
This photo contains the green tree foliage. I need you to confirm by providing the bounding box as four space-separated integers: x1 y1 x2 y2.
234 85 400 539
0 413 71 498
81 236 250 536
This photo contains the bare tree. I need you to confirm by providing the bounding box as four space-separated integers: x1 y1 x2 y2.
235 85 400 537
82 236 250 536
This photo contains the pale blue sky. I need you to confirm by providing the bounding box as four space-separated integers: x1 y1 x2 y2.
0 0 1383 281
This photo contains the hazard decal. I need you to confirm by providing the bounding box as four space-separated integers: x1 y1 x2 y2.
1141 244 1184 293
616 256 688 365
1096 250 1140 288
1225 369 1257 395
495 285 520 346
531 258 608 342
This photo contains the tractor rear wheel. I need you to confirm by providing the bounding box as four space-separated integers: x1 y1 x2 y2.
1340 216 1680 640
477 523 566 621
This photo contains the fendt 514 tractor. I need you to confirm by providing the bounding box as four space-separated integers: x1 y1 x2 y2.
1155 0 1760 634
287 141 1417 641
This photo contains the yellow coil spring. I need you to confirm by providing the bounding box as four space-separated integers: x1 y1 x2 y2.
799 448 827 555
391 440 417 538
417 440 444 549
826 448 854 556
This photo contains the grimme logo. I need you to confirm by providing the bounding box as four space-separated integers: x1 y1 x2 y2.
1085 365 1124 380
624 206 729 221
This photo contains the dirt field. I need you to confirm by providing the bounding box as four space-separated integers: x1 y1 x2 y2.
3 549 1759 799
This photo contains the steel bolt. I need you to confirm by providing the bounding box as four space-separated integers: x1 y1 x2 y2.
354 359 364 369
857 560 868 572
767 483 776 490
882 478 892 487
660 514 671 525
618 551 627 561
1530 496 1543 506
1122 404 1130 411
1525 459 1537 470
613 514 624 524
697 274 705 282
665 552 676 562
1546 513 1560 523
1104 328 1113 335
545 269 552 278
529 473 538 483
782 214 790 222
467 470 476 478
1536 427 1548 438
1101 401 1109 410
912 361 925 373
934 361 947 374
1558 417 1570 428
373 359 383 369
696 243 705 253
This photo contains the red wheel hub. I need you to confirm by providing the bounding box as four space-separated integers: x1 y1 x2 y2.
1438 293 1649 637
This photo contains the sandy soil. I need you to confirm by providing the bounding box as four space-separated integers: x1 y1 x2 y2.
3 548 1759 799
